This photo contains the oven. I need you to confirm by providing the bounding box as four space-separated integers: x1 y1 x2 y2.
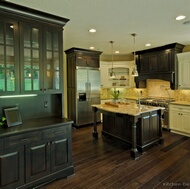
140 98 175 130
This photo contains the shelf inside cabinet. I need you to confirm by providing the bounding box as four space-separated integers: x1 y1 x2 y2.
108 67 129 87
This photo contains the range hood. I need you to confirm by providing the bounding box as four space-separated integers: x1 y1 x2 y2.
135 72 175 88
134 43 184 89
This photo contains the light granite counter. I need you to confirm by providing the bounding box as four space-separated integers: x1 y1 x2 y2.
170 101 190 106
92 102 163 116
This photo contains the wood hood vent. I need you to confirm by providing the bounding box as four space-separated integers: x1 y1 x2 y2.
134 43 185 89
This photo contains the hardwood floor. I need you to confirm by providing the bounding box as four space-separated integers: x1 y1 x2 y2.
40 124 190 189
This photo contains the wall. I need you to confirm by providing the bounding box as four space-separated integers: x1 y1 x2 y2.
0 94 62 120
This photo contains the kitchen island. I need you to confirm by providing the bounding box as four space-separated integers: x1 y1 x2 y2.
92 102 164 159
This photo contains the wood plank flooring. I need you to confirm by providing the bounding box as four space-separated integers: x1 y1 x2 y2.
40 124 190 189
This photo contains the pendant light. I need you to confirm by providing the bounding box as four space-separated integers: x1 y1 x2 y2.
109 41 116 78
131 33 138 77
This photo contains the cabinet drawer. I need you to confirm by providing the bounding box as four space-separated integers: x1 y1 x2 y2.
42 125 71 140
170 104 190 112
3 132 41 149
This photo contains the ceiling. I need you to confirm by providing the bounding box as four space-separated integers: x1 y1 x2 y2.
6 0 190 55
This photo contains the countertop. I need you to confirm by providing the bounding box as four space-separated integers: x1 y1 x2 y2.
170 101 190 106
0 116 73 138
92 102 163 116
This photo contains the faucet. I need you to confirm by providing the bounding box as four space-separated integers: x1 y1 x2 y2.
138 91 142 108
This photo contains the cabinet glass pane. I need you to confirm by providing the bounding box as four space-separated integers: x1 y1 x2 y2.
0 22 4 44
46 32 52 50
32 28 39 48
24 72 32 91
53 33 58 51
6 69 15 91
0 46 4 62
24 49 31 68
0 69 5 91
24 69 40 91
54 53 59 89
6 46 14 68
24 26 31 47
32 50 39 63
46 51 53 89
33 70 39 90
5 23 14 45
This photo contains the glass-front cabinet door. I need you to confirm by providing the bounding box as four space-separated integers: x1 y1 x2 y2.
20 23 42 94
44 29 62 93
0 18 19 95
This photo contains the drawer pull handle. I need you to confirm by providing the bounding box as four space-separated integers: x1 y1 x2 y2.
20 138 30 142
53 131 64 134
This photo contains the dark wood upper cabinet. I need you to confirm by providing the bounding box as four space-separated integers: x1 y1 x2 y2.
0 1 69 95
157 50 171 72
135 43 184 89
65 47 102 68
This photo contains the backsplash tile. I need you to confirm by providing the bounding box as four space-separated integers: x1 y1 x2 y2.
101 79 190 102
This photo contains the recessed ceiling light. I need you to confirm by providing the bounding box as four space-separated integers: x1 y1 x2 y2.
89 29 96 33
145 43 151 47
90 47 94 50
115 51 119 54
175 15 186 21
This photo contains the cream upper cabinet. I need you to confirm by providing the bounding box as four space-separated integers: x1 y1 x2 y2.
169 104 190 136
100 61 135 88
177 52 190 89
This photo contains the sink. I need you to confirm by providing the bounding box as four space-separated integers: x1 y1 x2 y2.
135 105 153 111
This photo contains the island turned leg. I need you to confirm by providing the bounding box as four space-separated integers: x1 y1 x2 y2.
159 109 164 144
130 116 139 159
92 106 98 138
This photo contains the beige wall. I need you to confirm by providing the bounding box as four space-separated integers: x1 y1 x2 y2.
183 44 190 52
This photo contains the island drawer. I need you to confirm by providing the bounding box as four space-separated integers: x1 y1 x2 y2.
3 132 41 149
42 125 71 140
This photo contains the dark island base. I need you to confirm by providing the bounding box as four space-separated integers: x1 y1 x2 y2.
102 111 163 153
101 130 163 154
102 111 164 155
92 106 164 159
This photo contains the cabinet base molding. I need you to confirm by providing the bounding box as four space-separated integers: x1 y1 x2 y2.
17 166 74 189
170 129 190 137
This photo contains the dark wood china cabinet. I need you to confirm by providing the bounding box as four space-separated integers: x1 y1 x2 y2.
0 2 73 189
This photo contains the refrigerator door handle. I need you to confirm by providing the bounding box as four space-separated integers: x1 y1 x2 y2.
85 82 88 92
88 82 91 101
89 82 91 92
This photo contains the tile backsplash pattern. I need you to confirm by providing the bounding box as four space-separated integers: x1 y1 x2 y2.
101 79 190 102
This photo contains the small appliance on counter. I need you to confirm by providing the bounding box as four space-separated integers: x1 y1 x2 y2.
4 107 22 127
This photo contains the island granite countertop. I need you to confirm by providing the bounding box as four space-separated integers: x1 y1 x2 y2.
92 102 164 116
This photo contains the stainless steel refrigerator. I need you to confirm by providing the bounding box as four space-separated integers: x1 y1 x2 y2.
76 66 101 126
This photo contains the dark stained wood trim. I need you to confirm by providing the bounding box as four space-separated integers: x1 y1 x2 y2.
0 1 69 26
